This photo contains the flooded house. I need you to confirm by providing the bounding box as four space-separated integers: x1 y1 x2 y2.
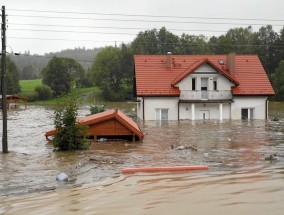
134 53 275 120
45 109 144 142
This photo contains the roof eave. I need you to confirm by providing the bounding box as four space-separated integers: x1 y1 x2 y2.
114 113 144 139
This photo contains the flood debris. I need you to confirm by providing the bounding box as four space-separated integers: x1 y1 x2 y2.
89 157 124 165
271 117 279 122
56 172 69 181
28 186 56 193
171 145 197 151
265 153 277 161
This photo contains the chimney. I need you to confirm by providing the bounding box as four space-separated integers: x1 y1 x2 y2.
166 52 172 69
226 52 235 74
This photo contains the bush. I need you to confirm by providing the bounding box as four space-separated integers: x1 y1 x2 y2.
34 84 53 100
53 89 89 151
89 105 105 114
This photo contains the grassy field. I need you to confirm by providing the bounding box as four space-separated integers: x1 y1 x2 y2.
19 79 42 97
19 79 100 105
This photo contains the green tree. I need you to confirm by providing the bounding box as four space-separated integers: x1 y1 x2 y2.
42 56 86 96
256 25 280 78
157 27 180 54
225 27 257 54
178 34 209 54
208 27 258 55
0 57 21 94
272 60 284 101
131 27 179 54
120 43 134 88
91 46 132 101
279 27 284 60
53 89 88 151
131 29 159 54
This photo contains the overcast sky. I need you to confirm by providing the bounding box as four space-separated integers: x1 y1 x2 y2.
1 0 284 55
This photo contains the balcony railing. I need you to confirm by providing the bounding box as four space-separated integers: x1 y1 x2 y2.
179 90 232 101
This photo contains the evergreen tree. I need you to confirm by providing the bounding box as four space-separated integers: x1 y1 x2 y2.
53 88 88 151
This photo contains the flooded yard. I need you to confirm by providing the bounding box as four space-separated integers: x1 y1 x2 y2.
0 102 284 214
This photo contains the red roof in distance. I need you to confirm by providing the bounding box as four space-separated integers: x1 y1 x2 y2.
134 54 275 96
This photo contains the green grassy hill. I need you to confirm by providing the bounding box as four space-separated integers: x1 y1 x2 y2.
19 79 42 97
19 79 99 105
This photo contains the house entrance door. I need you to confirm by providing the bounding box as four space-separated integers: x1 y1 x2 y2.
241 108 254 119
201 78 208 99
200 110 210 120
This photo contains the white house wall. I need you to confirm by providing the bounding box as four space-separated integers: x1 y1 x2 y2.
231 96 268 119
140 97 179 120
138 97 267 120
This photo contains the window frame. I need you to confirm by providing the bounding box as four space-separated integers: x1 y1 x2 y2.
155 108 169 121
192 78 196 91
241 108 254 120
213 78 218 91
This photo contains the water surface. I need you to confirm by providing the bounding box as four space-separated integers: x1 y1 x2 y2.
0 103 283 214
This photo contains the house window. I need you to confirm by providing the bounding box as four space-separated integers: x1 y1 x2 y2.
201 78 208 99
213 79 217 91
192 78 196 91
156 108 168 121
241 108 254 119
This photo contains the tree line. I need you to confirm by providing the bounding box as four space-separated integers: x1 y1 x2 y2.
1 25 284 101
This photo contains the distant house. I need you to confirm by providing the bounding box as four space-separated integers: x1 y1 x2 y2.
45 109 144 142
134 53 275 120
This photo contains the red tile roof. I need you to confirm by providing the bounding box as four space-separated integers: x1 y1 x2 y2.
134 54 275 96
45 109 144 139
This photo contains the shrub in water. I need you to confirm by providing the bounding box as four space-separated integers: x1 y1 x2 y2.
53 89 88 151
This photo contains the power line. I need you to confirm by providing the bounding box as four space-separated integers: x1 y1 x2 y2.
9 28 138 36
7 8 284 22
9 36 123 43
9 36 284 48
8 14 281 27
8 22 228 33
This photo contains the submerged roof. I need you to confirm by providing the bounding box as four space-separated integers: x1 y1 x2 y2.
134 54 275 96
45 109 144 139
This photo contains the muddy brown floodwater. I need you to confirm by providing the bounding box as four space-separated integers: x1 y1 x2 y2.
0 103 284 214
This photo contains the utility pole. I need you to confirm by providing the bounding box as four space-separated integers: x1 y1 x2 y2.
1 5 8 153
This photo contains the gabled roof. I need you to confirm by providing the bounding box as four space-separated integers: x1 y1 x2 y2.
45 109 144 139
134 55 275 96
171 58 239 86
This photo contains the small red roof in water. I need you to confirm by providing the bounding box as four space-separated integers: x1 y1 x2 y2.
134 54 274 96
45 109 144 139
